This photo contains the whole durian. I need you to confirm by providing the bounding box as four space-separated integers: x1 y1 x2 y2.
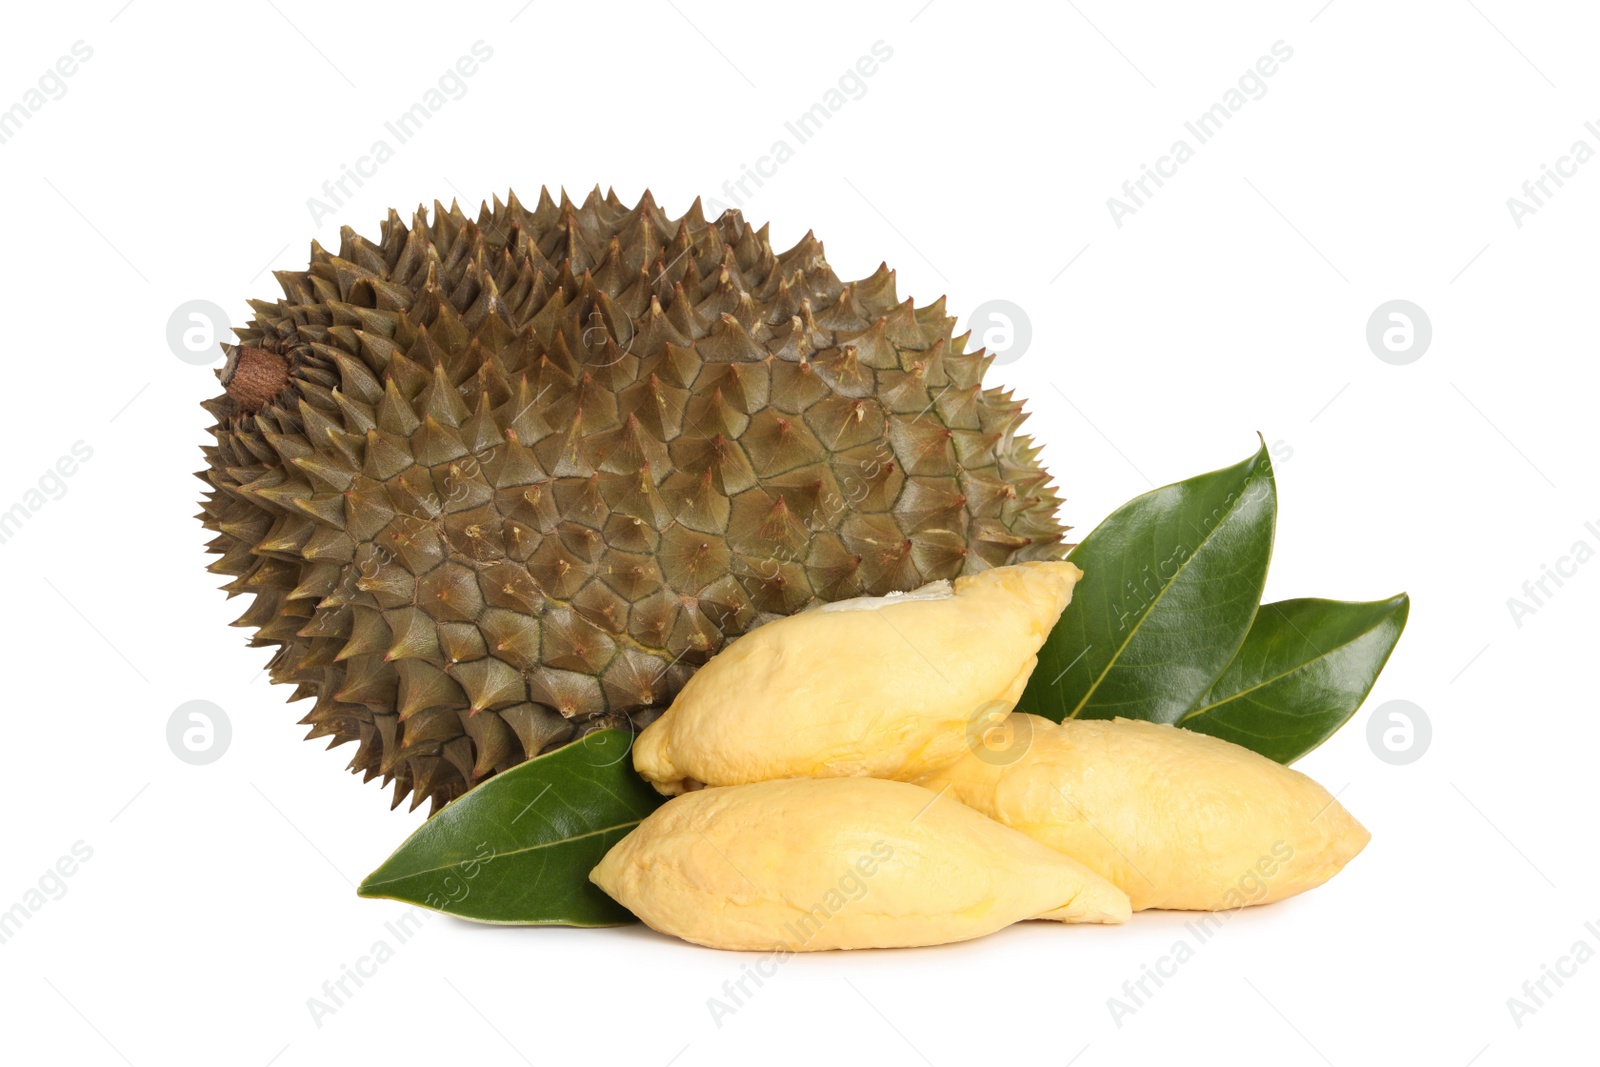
199 188 1065 813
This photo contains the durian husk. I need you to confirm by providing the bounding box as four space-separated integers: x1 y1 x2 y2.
197 187 1067 814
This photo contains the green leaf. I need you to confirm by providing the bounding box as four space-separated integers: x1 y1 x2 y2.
1179 594 1410 763
357 730 664 925
1022 439 1276 724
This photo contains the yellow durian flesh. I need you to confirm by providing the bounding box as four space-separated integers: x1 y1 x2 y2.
590 776 1130 951
917 715 1369 911
632 561 1083 795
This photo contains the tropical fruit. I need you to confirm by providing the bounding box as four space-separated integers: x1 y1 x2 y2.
197 188 1066 812
917 715 1370 910
589 776 1130 951
633 561 1081 794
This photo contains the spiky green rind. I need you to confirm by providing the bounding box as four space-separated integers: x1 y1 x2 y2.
197 187 1066 814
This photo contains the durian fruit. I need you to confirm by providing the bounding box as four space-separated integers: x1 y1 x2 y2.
917 715 1370 911
590 777 1130 951
198 188 1066 814
633 561 1082 794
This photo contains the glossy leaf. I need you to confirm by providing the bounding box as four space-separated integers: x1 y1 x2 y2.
358 730 664 925
1022 440 1276 724
1180 594 1410 763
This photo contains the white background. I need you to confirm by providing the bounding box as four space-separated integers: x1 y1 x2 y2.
1 1 1595 1064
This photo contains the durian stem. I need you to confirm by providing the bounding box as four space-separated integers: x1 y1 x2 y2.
222 346 289 412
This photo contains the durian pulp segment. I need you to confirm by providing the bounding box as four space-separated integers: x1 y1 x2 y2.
631 562 1082 793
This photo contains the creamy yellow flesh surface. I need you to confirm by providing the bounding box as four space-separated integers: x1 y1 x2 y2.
918 715 1370 911
633 561 1083 795
590 776 1131 951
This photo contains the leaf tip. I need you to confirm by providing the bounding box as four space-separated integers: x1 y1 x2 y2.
356 865 397 898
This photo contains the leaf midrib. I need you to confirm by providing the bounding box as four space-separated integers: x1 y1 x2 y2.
1068 474 1267 719
361 817 645 889
1178 611 1396 723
